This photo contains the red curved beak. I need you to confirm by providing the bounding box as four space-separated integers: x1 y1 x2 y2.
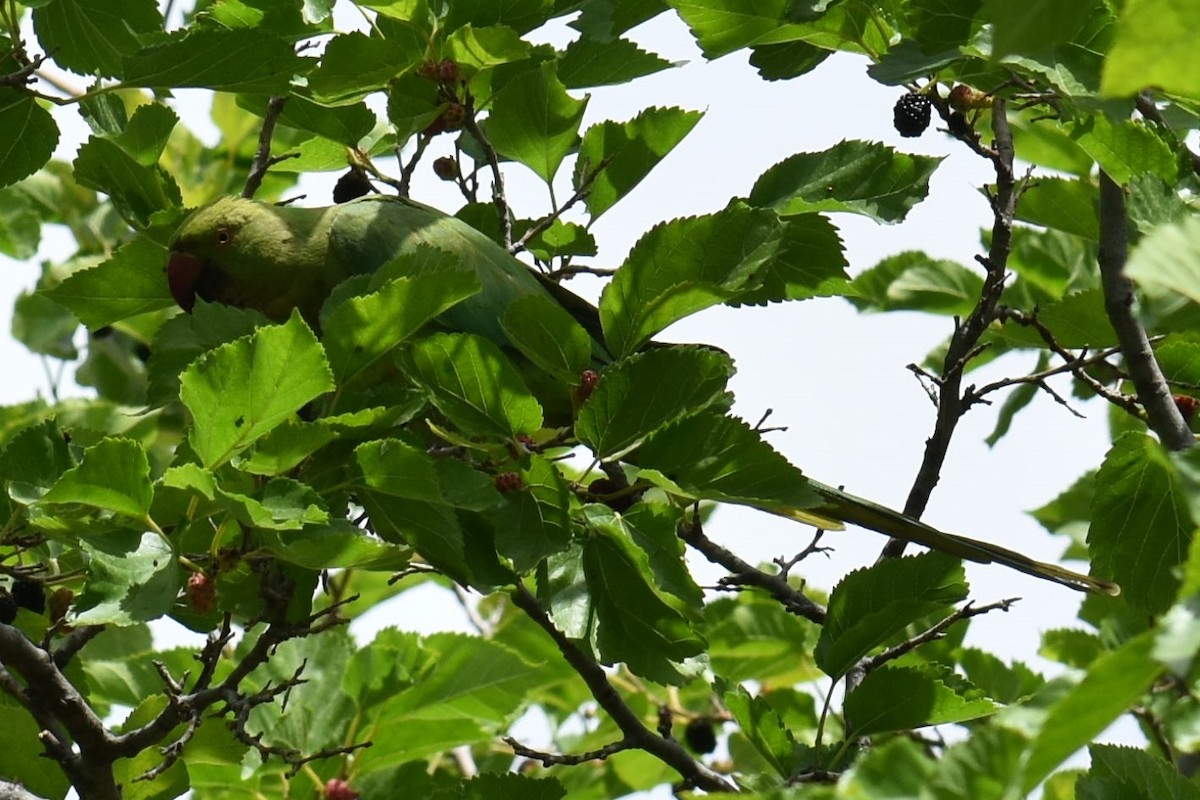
167 251 204 312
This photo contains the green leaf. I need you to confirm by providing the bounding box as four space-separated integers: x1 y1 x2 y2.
666 0 832 58
1090 432 1193 615
1101 0 1200 100
750 39 832 81
840 738 936 800
323 261 481 384
489 454 572 572
445 24 532 72
12 289 78 359
73 136 181 227
844 665 997 736
72 531 181 626
253 521 411 571
41 438 152 520
926 725 1028 800
0 418 73 505
958 648 1045 704
583 518 706 683
354 634 546 769
815 552 968 679
123 29 307 93
848 251 984 316
748 140 943 223
1126 216 1200 307
991 289 1116 349
31 0 161 77
309 30 422 103
705 594 817 684
485 61 588 183
638 412 825 517
983 0 1096 58
1069 114 1177 186
587 503 703 611
1022 630 1162 791
400 333 543 439
575 347 734 461
0 90 59 189
180 312 335 469
575 106 702 220
735 212 850 303
1078 743 1200 800
599 204 781 356
721 682 798 778
45 236 172 328
253 93 376 147
146 301 269 407
1014 176 1099 240
557 36 674 88
444 0 554 34
0 186 42 259
499 293 592 385
0 693 71 799
114 102 179 166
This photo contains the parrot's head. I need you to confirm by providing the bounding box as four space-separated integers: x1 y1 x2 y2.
167 196 319 318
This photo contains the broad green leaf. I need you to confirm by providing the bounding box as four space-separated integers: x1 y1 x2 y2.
905 0 985 52
454 774 567 800
1069 114 1177 186
839 738 936 800
1014 176 1099 240
583 518 706 683
1090 432 1193 615
848 251 984 316
500 293 593 384
867 40 960 85
444 0 554 34
1126 216 1200 307
1039 628 1105 670
1077 743 1200 800
990 288 1117 350
667 0 832 58
844 665 997 736
31 0 161 77
1022 631 1162 791
748 140 943 223
575 347 734 461
45 236 172 328
180 312 335 469
215 477 328 532
958 648 1045 704
72 531 181 626
73 136 181 227
489 454 572 572
600 205 782 356
926 725 1028 800
750 39 832 81
0 693 71 799
735 212 850 303
638 412 825 517
486 61 586 184
355 634 545 769
1010 116 1095 177
0 418 74 505
253 521 411 571
0 186 42 258
575 106 702 220
815 551 967 679
983 0 1095 58
705 594 817 684
0 90 60 189
246 93 376 147
1101 0 1200 100
445 24 532 72
721 682 798 778
585 503 703 612
123 29 308 93
558 36 674 88
146 300 269 407
309 30 422 103
12 289 78 359
324 261 480 384
41 438 152 520
114 102 179 166
400 332 543 439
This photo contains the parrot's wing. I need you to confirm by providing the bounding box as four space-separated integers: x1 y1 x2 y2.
328 196 590 349
808 481 1119 595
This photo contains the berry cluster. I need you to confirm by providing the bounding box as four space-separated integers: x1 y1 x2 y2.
0 578 47 624
893 92 932 138
418 59 467 136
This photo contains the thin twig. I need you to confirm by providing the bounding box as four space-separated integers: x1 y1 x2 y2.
510 156 613 255
862 598 1017 672
505 735 635 766
509 583 736 793
242 96 287 199
461 93 512 248
1097 170 1194 451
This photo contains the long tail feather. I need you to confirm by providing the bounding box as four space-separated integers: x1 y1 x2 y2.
810 482 1120 595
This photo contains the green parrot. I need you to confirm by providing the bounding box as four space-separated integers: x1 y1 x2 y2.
165 194 1119 596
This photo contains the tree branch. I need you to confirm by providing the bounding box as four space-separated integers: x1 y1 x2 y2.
461 93 511 249
509 583 737 793
242 96 287 200
1097 170 1194 451
862 598 1017 672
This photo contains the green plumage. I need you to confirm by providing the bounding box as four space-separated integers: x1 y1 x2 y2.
167 194 588 348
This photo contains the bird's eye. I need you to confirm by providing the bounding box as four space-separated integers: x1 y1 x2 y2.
216 227 232 246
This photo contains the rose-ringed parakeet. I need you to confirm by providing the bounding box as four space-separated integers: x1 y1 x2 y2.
165 194 1119 595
